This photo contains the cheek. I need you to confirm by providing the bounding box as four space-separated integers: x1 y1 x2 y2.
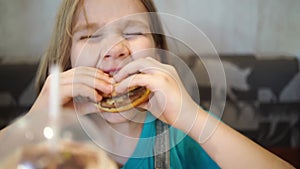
70 44 80 68
70 41 100 68
130 37 158 60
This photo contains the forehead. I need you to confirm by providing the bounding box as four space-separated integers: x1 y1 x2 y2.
74 0 150 30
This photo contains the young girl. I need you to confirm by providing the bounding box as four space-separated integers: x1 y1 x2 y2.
3 0 295 168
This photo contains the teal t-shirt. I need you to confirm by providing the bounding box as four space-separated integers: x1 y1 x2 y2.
122 113 220 169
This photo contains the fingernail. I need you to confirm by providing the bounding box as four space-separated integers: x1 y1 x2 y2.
103 72 109 76
108 84 114 92
114 84 123 93
110 77 115 84
96 94 102 102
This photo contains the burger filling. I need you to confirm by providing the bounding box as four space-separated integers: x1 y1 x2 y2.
100 86 147 109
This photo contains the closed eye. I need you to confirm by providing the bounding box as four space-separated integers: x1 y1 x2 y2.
123 32 144 39
80 35 101 40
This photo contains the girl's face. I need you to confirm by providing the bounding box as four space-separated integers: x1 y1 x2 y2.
70 0 157 123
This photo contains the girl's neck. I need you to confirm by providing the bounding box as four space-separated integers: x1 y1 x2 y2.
110 119 144 138
108 120 145 166
88 112 147 166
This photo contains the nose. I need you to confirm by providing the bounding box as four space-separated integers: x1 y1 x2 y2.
103 41 130 60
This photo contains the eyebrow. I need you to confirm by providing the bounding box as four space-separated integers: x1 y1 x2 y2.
124 20 150 30
72 23 101 34
72 19 150 35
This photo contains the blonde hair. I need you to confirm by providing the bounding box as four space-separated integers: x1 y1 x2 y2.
36 0 167 92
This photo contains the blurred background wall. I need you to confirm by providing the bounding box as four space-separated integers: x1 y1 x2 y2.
0 0 299 61
0 0 60 61
154 0 300 56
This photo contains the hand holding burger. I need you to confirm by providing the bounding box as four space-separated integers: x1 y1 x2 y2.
96 75 151 113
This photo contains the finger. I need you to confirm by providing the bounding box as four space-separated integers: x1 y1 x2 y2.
114 57 161 82
115 73 151 93
62 67 113 84
74 76 113 94
61 75 113 94
60 83 102 104
137 102 149 110
82 67 114 83
60 70 113 94
137 97 168 124
74 102 99 115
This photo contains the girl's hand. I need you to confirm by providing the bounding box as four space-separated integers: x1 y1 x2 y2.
29 67 113 115
114 57 199 131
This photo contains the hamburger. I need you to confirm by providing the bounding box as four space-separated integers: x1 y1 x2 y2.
96 85 151 113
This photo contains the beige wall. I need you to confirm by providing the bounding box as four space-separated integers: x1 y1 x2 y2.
154 0 300 57
0 0 60 61
0 0 299 61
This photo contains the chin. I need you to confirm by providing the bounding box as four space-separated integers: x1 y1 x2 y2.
99 112 130 124
99 107 147 124
99 110 136 124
